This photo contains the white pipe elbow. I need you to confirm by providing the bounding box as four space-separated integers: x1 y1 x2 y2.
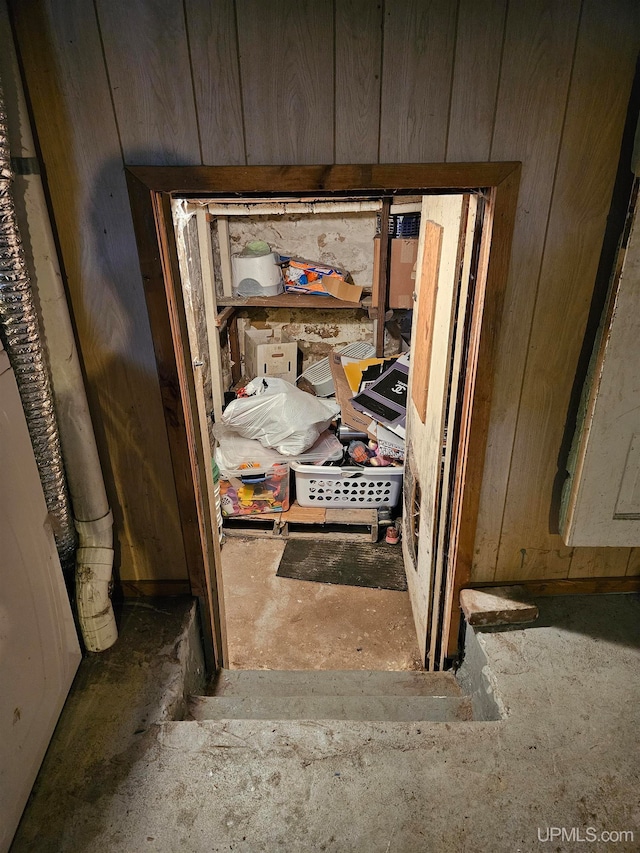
75 511 117 652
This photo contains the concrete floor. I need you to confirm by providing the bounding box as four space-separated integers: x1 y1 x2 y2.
11 594 640 852
220 538 421 671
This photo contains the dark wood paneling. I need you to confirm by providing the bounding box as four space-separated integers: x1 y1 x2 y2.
95 0 201 165
379 0 457 162
12 0 640 591
12 0 189 582
235 0 334 165
496 0 640 581
185 0 246 165
446 0 507 162
335 0 382 164
472 0 582 580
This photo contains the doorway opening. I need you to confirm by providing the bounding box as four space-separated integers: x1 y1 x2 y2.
126 164 520 675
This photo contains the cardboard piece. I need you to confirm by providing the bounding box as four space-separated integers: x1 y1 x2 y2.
322 276 363 303
328 352 372 431
372 235 418 309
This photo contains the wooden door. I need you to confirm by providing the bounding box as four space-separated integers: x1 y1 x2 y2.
402 194 475 667
561 187 640 546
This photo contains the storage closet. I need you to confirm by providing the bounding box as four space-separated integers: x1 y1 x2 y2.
171 186 481 672
124 162 520 671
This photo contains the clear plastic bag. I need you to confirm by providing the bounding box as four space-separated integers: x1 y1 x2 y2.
221 377 340 456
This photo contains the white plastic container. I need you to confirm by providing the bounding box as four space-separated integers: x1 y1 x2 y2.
291 463 403 508
244 327 298 384
232 251 283 297
300 340 376 396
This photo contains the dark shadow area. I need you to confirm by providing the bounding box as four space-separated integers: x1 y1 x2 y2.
532 593 640 651
473 593 640 651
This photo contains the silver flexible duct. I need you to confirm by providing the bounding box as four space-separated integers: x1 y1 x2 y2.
0 78 76 575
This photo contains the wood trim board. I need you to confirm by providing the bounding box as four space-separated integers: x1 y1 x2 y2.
465 576 640 597
411 221 444 423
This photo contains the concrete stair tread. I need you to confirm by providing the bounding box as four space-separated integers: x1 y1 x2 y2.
210 669 462 698
188 694 473 723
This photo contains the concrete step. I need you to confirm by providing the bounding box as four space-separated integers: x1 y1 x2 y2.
210 669 462 698
188 693 473 722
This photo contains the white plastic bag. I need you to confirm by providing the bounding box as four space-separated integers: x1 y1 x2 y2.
221 377 340 456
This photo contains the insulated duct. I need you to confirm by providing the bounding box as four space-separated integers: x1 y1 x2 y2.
0 63 118 652
0 79 76 575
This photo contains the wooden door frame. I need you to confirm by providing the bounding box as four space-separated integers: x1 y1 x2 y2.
125 163 520 671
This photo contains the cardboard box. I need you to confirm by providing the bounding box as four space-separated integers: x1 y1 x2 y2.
328 351 372 432
244 327 298 384
372 236 418 310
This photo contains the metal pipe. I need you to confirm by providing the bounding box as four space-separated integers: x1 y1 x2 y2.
0 77 76 576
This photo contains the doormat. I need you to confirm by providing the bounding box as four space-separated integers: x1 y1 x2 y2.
276 539 408 592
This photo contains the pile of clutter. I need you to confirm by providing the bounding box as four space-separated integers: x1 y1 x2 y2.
320 348 407 468
231 240 362 303
213 347 407 523
216 238 407 535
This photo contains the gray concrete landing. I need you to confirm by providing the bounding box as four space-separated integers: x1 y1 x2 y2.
11 594 640 853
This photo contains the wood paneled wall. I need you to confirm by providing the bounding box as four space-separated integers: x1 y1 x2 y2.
10 0 640 584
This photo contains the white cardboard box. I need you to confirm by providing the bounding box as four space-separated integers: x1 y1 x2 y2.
244 327 298 384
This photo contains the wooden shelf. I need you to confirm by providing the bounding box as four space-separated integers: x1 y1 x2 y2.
216 292 372 311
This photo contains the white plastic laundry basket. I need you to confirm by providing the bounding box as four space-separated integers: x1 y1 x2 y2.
291 463 403 508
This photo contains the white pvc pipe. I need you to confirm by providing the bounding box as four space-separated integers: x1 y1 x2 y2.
2 14 117 651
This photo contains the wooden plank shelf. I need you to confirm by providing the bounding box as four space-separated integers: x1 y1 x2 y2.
223 501 379 543
216 293 372 311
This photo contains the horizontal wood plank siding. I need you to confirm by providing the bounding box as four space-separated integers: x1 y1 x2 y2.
10 0 640 586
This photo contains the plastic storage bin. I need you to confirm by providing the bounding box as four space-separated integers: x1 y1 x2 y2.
219 463 289 516
291 463 402 508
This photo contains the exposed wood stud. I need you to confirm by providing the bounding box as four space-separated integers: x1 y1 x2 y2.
216 216 234 298
195 207 225 423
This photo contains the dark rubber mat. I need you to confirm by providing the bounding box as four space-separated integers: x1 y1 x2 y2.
276 538 408 592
